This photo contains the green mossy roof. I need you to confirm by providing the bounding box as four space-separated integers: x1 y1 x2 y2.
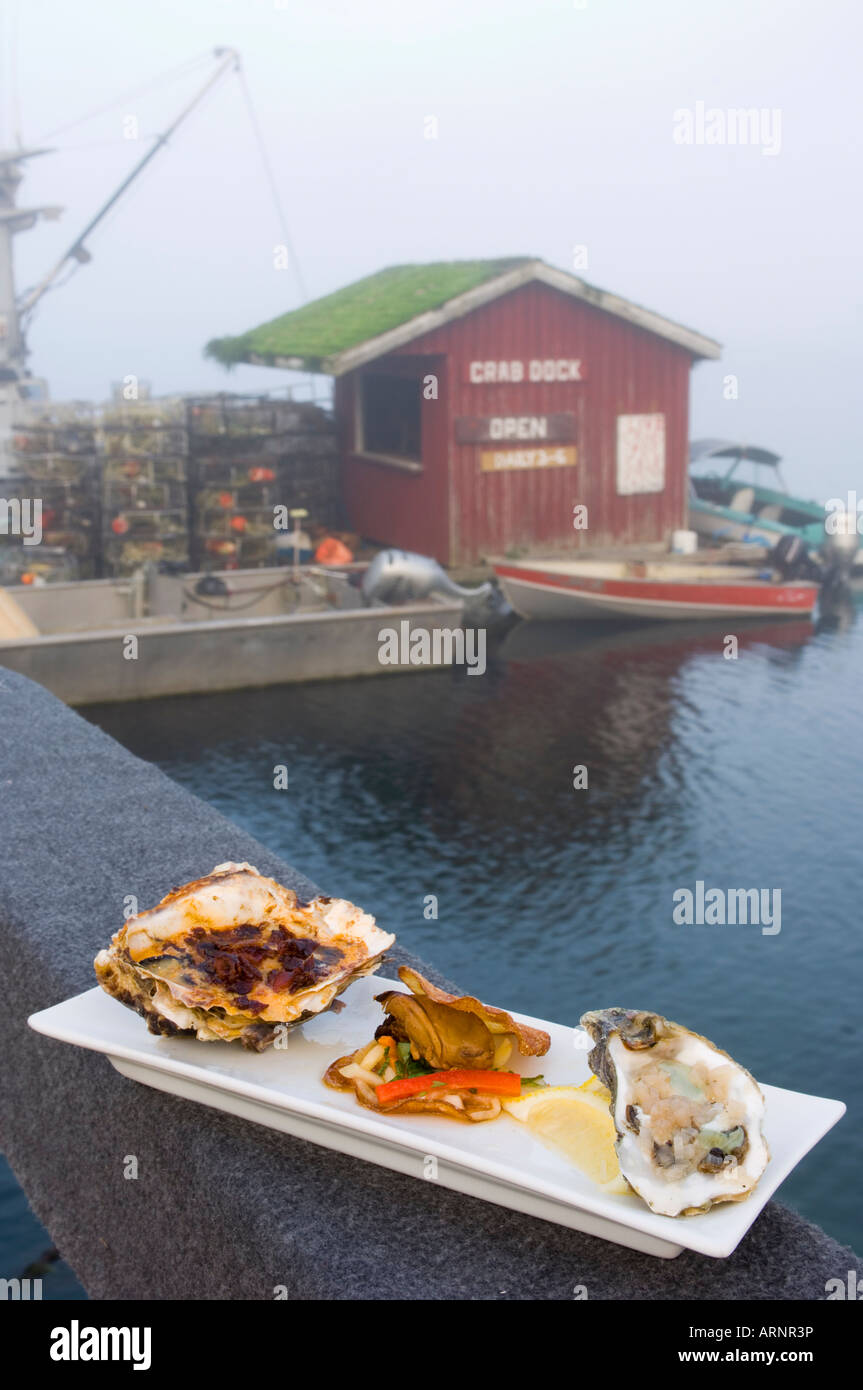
205 258 533 372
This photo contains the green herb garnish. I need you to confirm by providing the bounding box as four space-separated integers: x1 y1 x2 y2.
394 1040 435 1080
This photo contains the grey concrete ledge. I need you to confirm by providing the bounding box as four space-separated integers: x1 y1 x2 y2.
0 665 860 1300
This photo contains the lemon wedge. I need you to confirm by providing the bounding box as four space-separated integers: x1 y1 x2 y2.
577 1074 612 1101
503 1084 629 1194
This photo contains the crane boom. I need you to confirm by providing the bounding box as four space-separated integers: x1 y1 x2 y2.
17 47 240 322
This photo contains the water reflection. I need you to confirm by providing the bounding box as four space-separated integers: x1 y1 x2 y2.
85 608 862 1254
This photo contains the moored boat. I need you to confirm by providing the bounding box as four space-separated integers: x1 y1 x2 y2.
0 562 469 704
493 558 818 622
689 439 827 550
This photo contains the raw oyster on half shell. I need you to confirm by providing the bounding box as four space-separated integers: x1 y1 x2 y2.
580 1007 769 1217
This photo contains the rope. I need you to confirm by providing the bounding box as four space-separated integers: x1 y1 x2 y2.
182 576 297 612
37 52 214 141
234 65 308 303
8 0 23 146
182 570 341 613
41 135 161 151
20 58 233 321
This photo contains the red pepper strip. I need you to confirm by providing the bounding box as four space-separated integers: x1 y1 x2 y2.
376 1069 522 1105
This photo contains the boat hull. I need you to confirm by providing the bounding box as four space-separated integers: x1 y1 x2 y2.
688 498 825 550
688 499 786 549
0 598 465 704
494 562 818 622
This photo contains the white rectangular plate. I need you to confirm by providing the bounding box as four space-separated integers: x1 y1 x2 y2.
29 977 845 1259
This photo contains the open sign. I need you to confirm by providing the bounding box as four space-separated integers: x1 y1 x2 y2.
455 413 576 444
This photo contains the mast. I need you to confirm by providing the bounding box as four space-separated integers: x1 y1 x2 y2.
0 48 239 471
0 146 62 376
0 147 62 470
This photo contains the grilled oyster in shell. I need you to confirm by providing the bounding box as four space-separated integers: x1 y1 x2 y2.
94 861 395 1051
580 1008 769 1217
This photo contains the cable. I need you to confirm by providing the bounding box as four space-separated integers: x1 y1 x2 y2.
182 576 295 612
235 65 308 303
182 570 339 613
37 52 214 142
19 50 239 325
10 0 22 145
45 134 161 151
18 152 168 325
0 2 9 147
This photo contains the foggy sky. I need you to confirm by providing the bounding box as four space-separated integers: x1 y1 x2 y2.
2 0 861 500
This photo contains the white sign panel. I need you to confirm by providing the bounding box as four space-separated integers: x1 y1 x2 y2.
616 413 666 495
466 359 585 383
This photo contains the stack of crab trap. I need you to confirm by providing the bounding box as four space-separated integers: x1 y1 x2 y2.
1 391 341 583
185 393 342 571
100 398 189 576
2 403 102 582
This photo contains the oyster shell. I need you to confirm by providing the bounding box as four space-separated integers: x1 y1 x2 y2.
579 1008 769 1217
94 861 395 1050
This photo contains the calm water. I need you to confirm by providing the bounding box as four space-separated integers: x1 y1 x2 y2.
10 601 859 1279
0 1159 87 1298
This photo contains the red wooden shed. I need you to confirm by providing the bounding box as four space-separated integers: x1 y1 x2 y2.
207 259 721 567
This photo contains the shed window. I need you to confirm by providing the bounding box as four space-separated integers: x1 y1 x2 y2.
359 371 422 463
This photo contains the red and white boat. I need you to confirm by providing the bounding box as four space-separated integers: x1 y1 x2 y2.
493 558 818 622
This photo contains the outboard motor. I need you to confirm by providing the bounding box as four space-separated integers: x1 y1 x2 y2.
771 533 814 582
820 518 860 581
361 549 512 628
